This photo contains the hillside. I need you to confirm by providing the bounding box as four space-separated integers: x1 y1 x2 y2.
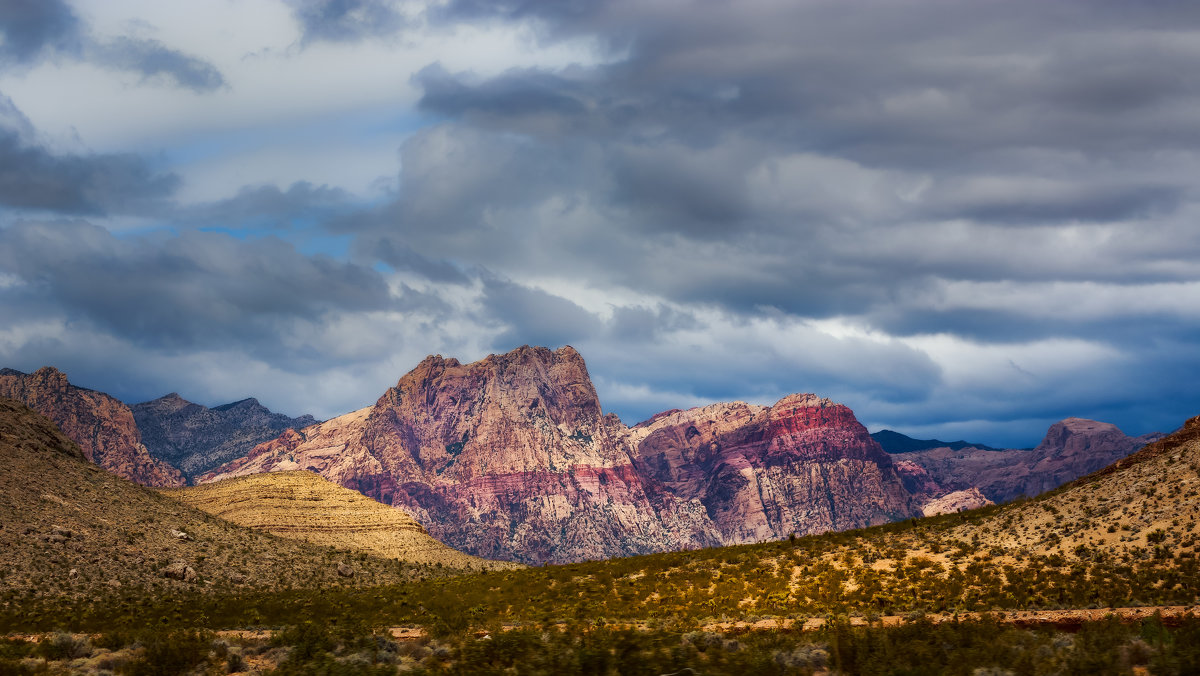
164 471 519 570
0 397 429 603
0 367 183 486
14 411 1198 636
133 393 317 482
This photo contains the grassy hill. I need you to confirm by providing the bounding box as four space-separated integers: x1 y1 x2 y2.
163 471 520 571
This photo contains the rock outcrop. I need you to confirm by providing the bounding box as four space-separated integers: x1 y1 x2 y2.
921 488 993 517
897 418 1163 503
0 367 184 486
204 346 918 563
132 392 317 482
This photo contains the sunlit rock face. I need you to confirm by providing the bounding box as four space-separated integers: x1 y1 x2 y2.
0 367 184 487
203 346 920 564
632 394 918 544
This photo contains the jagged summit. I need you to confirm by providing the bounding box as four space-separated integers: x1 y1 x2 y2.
211 397 261 412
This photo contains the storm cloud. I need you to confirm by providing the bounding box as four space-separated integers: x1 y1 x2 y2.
0 0 224 92
1 1 1199 445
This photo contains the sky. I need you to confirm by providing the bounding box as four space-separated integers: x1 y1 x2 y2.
2 0 1200 448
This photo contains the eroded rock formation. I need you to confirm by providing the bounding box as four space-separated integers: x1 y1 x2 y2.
204 346 919 563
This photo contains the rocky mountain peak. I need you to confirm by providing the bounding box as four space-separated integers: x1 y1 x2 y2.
202 346 915 563
30 366 69 390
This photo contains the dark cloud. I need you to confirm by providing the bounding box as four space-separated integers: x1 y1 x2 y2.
0 118 179 215
288 0 407 44
416 63 589 123
91 37 225 92
183 182 354 229
0 220 394 354
480 276 603 349
0 0 224 92
0 0 80 63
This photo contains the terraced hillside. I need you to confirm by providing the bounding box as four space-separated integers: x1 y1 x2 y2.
164 471 520 570
0 397 427 602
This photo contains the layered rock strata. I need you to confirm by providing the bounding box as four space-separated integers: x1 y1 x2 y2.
630 395 917 543
0 367 183 486
166 471 517 569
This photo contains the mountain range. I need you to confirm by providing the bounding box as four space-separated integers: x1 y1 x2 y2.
132 392 317 482
0 346 1165 565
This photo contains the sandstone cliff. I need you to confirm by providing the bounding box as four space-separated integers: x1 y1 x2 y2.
631 394 918 543
204 346 919 563
0 367 184 487
897 417 1163 503
132 392 317 482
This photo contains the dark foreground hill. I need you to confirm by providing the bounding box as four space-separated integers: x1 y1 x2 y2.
0 397 432 603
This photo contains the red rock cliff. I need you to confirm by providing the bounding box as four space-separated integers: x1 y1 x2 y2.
632 393 917 544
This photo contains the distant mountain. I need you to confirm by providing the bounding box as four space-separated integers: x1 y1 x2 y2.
0 396 416 601
871 429 1002 453
0 367 184 487
204 345 920 564
166 471 519 570
132 393 317 482
897 417 1165 503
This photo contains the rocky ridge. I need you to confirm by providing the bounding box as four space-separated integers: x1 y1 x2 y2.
0 367 183 487
630 395 916 543
204 346 920 564
132 392 317 482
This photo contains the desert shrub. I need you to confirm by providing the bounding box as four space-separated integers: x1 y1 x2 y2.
124 629 213 676
35 631 91 660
